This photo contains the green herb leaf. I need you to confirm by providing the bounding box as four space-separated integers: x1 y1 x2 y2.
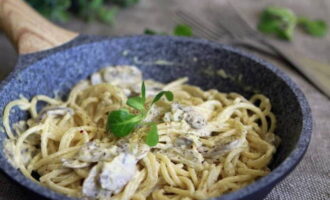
298 17 328 37
98 7 118 24
106 83 174 146
173 24 193 36
107 109 143 137
127 96 145 111
152 91 174 104
145 124 159 146
111 0 140 8
258 6 297 40
144 29 157 35
144 28 167 35
141 81 146 101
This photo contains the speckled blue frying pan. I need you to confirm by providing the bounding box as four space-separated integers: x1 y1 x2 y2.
0 1 312 200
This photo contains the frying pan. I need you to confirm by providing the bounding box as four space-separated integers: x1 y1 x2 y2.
0 1 312 200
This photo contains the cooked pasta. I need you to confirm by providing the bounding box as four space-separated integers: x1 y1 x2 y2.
3 66 280 200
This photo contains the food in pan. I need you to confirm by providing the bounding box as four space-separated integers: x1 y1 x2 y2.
3 66 280 200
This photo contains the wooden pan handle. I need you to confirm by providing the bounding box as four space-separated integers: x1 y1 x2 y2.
0 0 78 54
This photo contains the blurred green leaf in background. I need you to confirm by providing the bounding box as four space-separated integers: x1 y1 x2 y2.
298 17 328 37
25 0 139 24
258 6 328 40
258 6 297 40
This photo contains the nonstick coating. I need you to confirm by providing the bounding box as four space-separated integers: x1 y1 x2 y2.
0 35 312 200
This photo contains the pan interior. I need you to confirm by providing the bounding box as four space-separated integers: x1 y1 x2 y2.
0 36 305 199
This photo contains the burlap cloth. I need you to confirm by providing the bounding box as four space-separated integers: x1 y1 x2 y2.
0 0 329 199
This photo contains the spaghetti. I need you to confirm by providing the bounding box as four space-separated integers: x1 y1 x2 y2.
3 66 280 200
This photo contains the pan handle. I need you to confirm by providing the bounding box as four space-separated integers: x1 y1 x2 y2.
0 0 78 54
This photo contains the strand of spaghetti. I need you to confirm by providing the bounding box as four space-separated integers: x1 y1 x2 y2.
3 98 30 139
163 186 195 198
74 168 89 178
163 77 188 90
45 179 80 197
197 170 209 191
157 154 183 187
188 168 198 187
205 165 222 191
58 126 96 151
210 175 254 191
175 165 189 177
33 146 81 169
179 176 195 192
57 174 82 187
216 102 268 134
30 95 61 118
41 117 52 157
151 190 172 200
40 168 71 183
14 124 44 166
27 153 41 173
160 161 175 186
113 170 146 200
136 153 159 197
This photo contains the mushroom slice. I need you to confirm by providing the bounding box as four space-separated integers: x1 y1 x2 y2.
99 153 137 194
37 106 74 121
78 141 118 162
203 139 242 158
82 164 112 199
91 72 103 85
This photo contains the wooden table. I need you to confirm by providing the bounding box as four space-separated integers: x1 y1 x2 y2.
0 0 329 199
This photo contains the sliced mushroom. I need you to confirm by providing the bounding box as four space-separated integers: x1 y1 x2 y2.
78 141 118 163
203 139 242 158
37 107 74 121
163 103 207 129
82 164 112 199
99 153 137 194
91 72 103 85
184 109 207 129
175 137 193 148
102 66 142 86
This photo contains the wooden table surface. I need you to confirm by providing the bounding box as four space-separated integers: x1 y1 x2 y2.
0 0 329 199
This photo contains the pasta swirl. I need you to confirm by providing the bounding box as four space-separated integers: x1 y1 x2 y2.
2 66 280 200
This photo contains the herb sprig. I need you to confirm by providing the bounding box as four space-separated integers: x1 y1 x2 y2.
106 82 173 146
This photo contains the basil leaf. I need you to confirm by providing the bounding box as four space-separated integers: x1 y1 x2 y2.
258 6 297 40
127 96 145 111
107 109 143 137
141 81 146 101
173 24 193 36
145 124 159 146
298 18 328 37
152 91 174 104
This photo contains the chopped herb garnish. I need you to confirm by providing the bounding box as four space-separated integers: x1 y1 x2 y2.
144 24 193 37
106 82 173 146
